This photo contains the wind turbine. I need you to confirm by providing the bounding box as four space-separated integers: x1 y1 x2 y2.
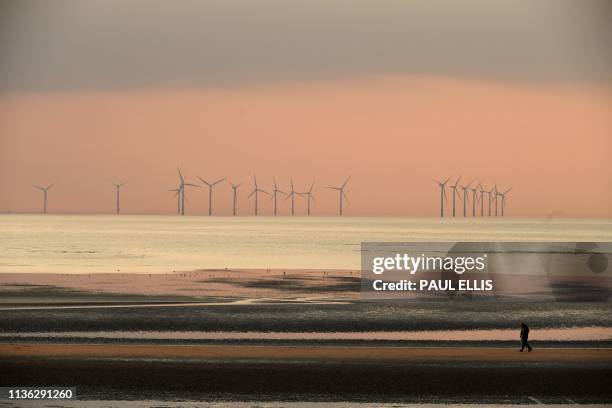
198 176 226 216
484 188 493 217
470 183 480 217
285 178 299 216
32 182 57 214
270 178 286 216
435 175 452 217
492 184 499 217
327 175 351 216
247 175 269 215
109 180 126 214
461 181 473 217
499 188 511 216
449 175 462 217
299 181 316 216
227 181 242 216
479 183 485 217
177 167 200 215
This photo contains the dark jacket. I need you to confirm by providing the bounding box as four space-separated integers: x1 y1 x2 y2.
520 324 530 340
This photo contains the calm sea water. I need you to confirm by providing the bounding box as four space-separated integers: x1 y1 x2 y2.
1 215 611 273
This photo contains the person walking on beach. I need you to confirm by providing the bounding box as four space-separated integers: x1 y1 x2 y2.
519 322 532 352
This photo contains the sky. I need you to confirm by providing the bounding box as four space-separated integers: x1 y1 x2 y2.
1 0 611 216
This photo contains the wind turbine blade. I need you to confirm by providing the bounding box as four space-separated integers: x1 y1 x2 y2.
443 175 453 184
504 188 512 194
311 194 317 203
309 181 315 193
46 182 57 190
184 183 201 187
177 167 184 182
342 175 352 188
342 190 350 204
32 184 43 190
247 190 255 199
197 177 210 186
453 174 462 187
213 178 226 186
260 189 270 195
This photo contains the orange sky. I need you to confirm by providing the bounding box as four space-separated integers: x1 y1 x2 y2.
1 75 611 216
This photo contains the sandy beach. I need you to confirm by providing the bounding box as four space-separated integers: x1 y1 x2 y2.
2 271 611 403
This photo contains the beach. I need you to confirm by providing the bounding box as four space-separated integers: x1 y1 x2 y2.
1 277 611 404
1 216 611 404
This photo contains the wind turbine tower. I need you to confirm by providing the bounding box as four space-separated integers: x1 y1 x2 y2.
461 181 472 218
270 178 286 216
286 178 299 216
435 176 452 217
470 183 480 217
110 180 126 214
492 184 499 217
479 183 485 217
228 181 242 216
484 189 493 216
449 175 462 217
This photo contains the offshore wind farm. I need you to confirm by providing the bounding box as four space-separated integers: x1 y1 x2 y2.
25 170 513 217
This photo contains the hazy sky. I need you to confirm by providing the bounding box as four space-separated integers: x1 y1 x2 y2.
1 0 611 216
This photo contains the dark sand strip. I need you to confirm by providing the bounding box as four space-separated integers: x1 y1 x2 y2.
1 356 611 403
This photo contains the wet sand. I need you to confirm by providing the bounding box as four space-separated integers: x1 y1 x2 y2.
1 343 611 362
2 272 611 403
0 269 359 302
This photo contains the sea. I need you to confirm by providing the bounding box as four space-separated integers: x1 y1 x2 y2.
1 215 611 273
